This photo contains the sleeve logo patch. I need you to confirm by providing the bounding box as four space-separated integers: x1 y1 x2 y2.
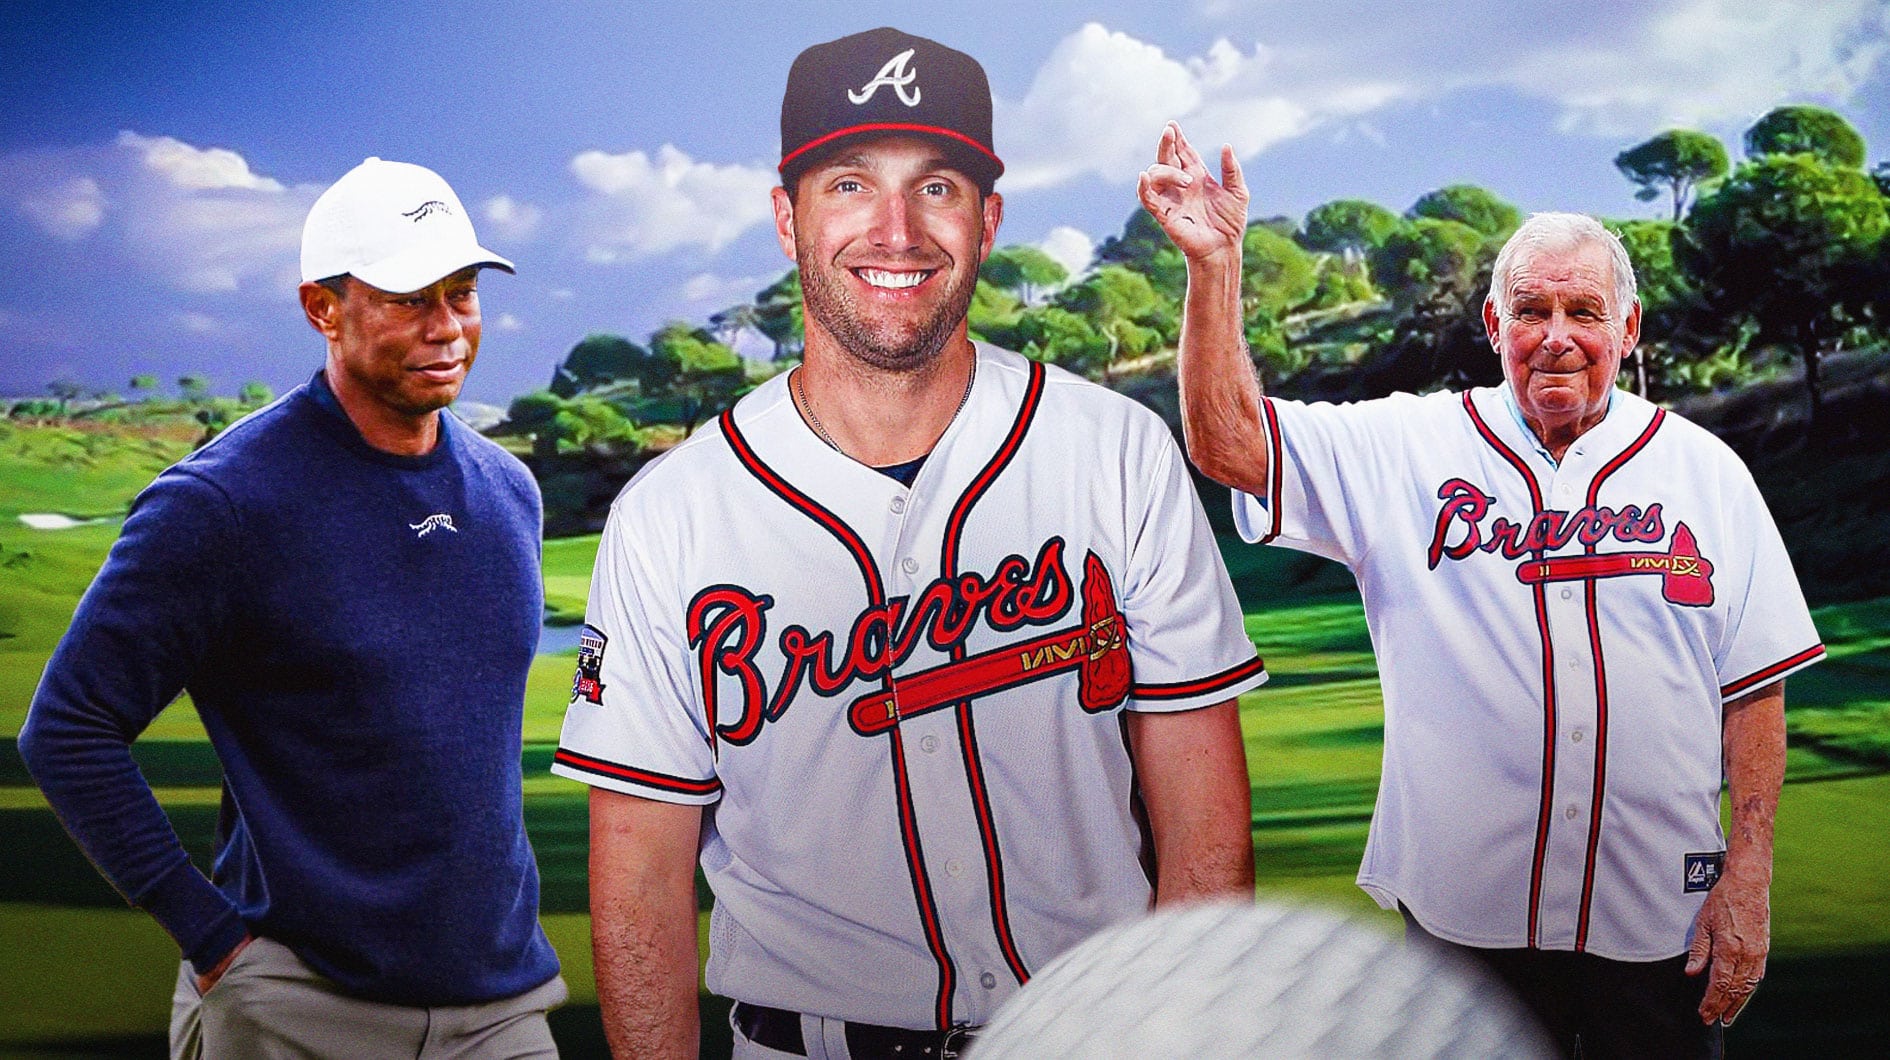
572 625 607 705
1684 851 1725 893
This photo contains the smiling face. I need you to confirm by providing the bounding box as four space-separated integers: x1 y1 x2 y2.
1484 238 1640 448
300 267 482 451
772 135 1002 372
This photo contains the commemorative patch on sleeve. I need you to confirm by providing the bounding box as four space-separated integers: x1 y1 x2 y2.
1684 851 1725 893
572 625 608 705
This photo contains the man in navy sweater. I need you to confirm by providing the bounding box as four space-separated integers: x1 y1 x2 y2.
18 158 564 1058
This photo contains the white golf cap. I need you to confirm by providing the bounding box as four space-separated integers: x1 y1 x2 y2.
300 157 513 294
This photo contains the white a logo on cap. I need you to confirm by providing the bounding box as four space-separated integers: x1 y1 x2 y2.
849 48 921 106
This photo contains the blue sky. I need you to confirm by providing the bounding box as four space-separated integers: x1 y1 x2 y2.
2 0 1887 406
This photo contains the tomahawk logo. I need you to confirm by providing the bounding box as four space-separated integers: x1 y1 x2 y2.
848 48 921 106
401 199 451 222
409 513 458 538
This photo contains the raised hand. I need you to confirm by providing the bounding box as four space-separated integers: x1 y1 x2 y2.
1137 122 1249 263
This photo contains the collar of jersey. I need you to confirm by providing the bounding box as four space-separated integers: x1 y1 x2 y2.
1499 380 1614 469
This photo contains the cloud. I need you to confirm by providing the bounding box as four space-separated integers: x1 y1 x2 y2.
0 131 315 296
482 194 542 241
997 6 1889 190
19 176 105 240
172 311 222 335
569 144 777 260
117 132 283 192
1506 0 1890 134
494 312 524 332
1037 226 1095 278
680 271 768 306
998 24 1394 190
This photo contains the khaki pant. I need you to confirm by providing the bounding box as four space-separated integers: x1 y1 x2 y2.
170 936 567 1059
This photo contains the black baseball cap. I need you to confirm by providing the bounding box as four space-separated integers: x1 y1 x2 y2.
780 27 1004 193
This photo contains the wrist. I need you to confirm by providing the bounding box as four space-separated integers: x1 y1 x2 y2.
1183 245 1242 271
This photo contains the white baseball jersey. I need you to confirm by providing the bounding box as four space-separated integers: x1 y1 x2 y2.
1235 384 1822 960
555 344 1266 1030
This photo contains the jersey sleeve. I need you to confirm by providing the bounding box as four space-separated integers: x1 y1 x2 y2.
16 469 249 974
1712 463 1824 701
1231 394 1417 566
1119 427 1267 712
552 496 724 805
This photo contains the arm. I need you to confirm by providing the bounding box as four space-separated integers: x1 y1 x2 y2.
1686 678 1786 1024
590 788 704 1059
1126 701 1255 904
1137 121 1269 495
16 471 248 977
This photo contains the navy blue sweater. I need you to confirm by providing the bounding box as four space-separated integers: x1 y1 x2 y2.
19 374 559 1005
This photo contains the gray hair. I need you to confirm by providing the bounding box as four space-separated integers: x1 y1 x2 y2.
1489 212 1637 318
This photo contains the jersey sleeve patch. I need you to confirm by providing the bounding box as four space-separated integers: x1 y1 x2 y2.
572 624 608 705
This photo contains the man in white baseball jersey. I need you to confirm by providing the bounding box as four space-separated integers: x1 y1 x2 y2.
554 30 1266 1060
1140 123 1822 1057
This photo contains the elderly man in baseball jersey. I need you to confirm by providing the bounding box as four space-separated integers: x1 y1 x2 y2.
1141 124 1823 1057
554 28 1266 1060
19 159 564 1058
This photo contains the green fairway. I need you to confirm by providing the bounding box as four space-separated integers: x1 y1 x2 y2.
3 423 1887 1055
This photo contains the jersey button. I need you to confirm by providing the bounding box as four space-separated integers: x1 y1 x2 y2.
1564 804 1580 820
1560 588 1572 600
1571 728 1585 743
947 858 964 877
920 734 939 754
980 972 997 989
902 557 919 574
891 496 907 514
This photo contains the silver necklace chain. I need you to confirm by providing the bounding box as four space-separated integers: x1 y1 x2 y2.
792 356 977 456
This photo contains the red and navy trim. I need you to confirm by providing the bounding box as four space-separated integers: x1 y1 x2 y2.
1463 392 1556 949
721 409 960 1030
1572 408 1664 952
781 122 1004 176
552 749 722 797
1132 656 1267 702
1256 397 1285 543
937 358 1045 989
1721 644 1826 699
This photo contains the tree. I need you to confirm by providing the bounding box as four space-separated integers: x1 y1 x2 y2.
1299 199 1400 266
128 374 159 399
1604 220 1696 395
1407 184 1520 238
647 322 745 432
980 245 1068 304
46 379 84 415
239 381 274 405
1094 210 1188 299
1053 265 1170 374
177 374 211 403
1369 219 1488 309
1614 129 1729 221
1241 224 1318 320
1744 105 1867 169
1677 153 1889 431
553 333 651 397
752 270 805 359
506 390 643 459
1012 305 1110 374
968 280 1026 349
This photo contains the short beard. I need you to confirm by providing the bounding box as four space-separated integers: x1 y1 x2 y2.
798 255 976 374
